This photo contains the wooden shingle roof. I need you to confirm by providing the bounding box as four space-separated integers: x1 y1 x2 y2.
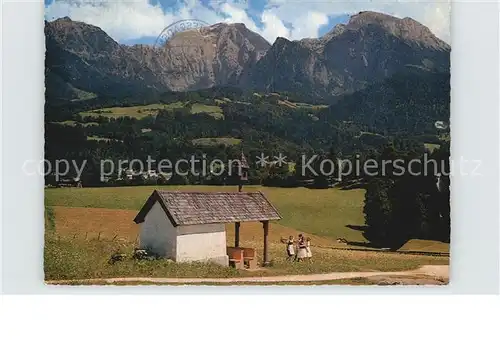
133 190 282 226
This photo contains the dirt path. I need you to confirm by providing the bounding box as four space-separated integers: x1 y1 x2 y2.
46 265 448 285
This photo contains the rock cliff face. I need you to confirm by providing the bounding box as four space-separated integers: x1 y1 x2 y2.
45 17 270 98
45 11 450 101
141 22 271 91
244 11 450 97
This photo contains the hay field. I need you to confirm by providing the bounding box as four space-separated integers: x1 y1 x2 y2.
45 186 450 252
50 206 335 247
45 185 367 242
45 206 448 281
45 185 448 281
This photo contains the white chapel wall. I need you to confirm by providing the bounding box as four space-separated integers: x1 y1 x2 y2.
139 201 176 259
176 223 227 262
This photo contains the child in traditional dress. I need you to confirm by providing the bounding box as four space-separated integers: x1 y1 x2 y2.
306 237 312 261
286 236 295 261
296 234 307 262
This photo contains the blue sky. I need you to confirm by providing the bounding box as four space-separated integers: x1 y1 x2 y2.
44 0 450 45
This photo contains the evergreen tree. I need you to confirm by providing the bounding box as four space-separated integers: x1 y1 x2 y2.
363 178 393 246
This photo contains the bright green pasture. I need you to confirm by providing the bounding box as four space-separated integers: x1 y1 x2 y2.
45 185 366 241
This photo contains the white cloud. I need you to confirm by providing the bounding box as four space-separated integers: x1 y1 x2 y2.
45 0 176 41
289 11 329 40
421 2 451 43
219 2 260 31
264 0 451 43
260 11 289 42
45 0 451 44
219 2 289 42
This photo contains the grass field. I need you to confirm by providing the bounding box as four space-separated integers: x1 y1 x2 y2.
45 185 367 241
45 186 451 249
191 103 224 119
79 103 183 119
213 98 232 105
50 279 379 286
44 186 449 282
48 206 343 248
75 97 327 122
398 239 449 253
438 133 450 142
45 228 448 281
49 276 444 286
86 136 122 142
70 87 97 101
293 102 329 109
278 100 328 110
192 137 242 147
424 143 441 153
79 102 223 119
52 121 99 127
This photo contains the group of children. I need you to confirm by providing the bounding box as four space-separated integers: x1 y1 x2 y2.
285 234 312 262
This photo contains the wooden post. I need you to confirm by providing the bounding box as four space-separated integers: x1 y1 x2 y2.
234 152 247 248
235 222 240 248
262 220 269 266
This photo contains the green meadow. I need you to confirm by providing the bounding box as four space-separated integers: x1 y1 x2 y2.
79 102 223 119
45 185 366 242
44 186 449 281
192 137 243 147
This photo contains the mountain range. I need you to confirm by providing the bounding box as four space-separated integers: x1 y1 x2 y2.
45 11 450 103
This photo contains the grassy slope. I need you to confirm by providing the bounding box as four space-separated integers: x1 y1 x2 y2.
86 136 122 142
192 137 242 147
45 235 447 281
191 103 224 119
79 103 183 119
44 186 449 281
424 143 441 153
48 206 343 248
77 97 329 121
45 185 366 241
50 279 379 286
54 275 447 286
71 87 97 101
79 102 222 119
52 121 99 127
45 186 449 251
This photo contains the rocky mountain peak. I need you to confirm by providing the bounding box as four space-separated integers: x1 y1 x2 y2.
246 11 450 98
45 11 450 102
321 24 347 42
57 16 72 22
345 11 449 50
205 22 247 32
348 11 402 27
46 17 271 97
